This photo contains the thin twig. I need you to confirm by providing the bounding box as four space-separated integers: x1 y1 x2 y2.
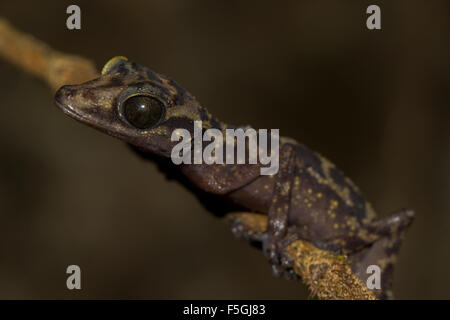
0 18 98 91
227 213 376 300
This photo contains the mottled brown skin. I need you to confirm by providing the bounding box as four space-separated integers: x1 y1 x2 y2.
55 57 414 299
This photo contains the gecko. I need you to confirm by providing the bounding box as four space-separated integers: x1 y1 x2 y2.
54 56 414 299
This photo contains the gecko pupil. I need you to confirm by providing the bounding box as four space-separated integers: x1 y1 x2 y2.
122 96 163 129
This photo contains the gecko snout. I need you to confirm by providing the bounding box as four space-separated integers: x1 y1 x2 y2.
54 85 74 106
54 84 100 123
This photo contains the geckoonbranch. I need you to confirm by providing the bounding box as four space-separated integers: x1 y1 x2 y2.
0 17 377 300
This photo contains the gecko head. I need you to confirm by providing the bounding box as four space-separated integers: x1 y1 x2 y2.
55 56 206 157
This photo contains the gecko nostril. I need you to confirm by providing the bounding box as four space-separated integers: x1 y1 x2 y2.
65 86 76 98
54 88 65 105
54 85 76 106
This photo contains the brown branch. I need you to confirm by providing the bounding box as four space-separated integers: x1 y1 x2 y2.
0 17 376 300
0 18 98 91
227 213 376 300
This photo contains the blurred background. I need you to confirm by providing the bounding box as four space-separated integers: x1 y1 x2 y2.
0 0 448 299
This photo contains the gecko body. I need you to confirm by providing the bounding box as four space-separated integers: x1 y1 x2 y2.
55 57 413 299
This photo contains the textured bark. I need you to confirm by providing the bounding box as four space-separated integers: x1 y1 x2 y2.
227 213 376 300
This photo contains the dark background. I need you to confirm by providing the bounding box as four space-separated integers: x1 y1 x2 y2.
0 1 449 299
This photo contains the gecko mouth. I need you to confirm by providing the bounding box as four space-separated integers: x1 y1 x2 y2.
54 86 89 123
55 99 87 123
54 86 131 142
54 85 166 149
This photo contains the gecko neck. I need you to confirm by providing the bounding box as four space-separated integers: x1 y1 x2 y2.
197 106 229 131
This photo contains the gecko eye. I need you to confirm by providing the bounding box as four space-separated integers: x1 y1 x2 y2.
122 95 164 129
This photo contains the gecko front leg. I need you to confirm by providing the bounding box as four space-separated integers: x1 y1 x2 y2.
263 143 298 277
227 210 299 281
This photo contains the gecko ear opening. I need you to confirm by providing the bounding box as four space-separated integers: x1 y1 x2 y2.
101 56 129 75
